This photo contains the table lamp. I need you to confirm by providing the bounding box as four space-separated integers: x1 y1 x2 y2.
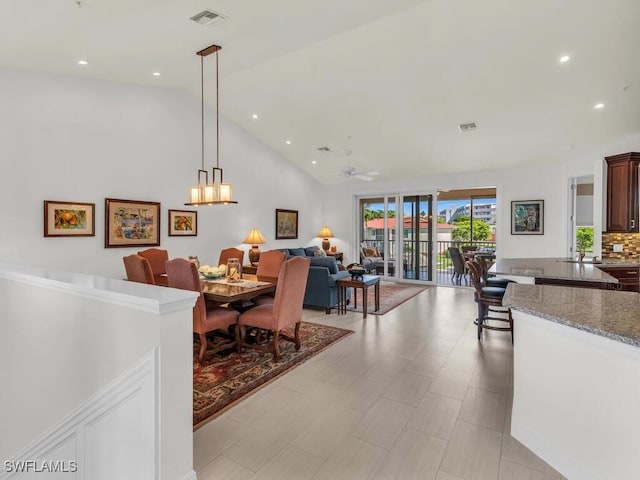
243 228 266 266
317 226 334 251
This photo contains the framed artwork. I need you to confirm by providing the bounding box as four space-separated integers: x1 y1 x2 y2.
105 198 160 248
275 209 298 239
44 200 95 237
168 209 197 236
511 200 544 235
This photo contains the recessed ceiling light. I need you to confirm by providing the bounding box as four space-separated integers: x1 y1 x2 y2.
251 113 258 119
77 60 88 65
559 55 570 63
594 103 605 109
311 160 317 165
152 72 161 77
285 140 291 145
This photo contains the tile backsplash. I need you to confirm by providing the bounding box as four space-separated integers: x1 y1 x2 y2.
602 232 640 259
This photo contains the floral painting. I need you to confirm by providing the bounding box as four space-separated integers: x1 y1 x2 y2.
44 201 95 237
105 198 160 247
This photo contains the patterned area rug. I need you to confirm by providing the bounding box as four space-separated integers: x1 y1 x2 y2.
193 321 352 430
347 281 429 315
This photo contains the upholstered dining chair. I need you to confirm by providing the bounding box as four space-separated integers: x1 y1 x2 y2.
137 248 169 286
165 258 240 361
466 258 513 343
123 254 156 285
218 247 245 267
252 250 287 306
238 256 310 361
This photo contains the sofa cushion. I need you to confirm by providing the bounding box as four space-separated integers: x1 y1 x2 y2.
309 256 338 274
304 246 321 256
288 248 306 257
363 247 380 257
276 248 291 258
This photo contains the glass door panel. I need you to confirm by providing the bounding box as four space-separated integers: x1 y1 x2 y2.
402 195 433 281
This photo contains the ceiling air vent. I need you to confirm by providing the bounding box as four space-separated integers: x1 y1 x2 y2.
317 146 331 152
458 121 478 132
190 9 227 26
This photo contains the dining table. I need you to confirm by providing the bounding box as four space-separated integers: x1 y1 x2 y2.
200 278 275 307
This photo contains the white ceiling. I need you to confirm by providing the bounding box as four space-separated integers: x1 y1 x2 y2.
2 0 639 184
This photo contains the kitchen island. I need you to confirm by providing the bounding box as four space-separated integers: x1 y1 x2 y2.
502 281 640 480
488 257 627 288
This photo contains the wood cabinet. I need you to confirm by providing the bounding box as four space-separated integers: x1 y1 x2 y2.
605 152 640 232
597 266 640 292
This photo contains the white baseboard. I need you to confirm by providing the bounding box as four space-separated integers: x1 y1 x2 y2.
1 348 159 480
179 471 197 480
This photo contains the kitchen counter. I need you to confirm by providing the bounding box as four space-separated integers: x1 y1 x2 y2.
489 257 625 285
502 281 640 480
503 282 640 347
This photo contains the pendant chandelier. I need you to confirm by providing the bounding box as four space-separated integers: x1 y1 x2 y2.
185 44 237 206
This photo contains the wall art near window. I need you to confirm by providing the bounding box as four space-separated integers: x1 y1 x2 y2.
105 198 160 248
511 200 544 235
44 200 95 237
275 209 298 239
168 209 197 236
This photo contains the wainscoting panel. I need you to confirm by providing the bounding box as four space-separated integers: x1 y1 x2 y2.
1 349 158 480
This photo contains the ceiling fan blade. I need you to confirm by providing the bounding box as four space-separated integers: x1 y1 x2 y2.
354 174 373 181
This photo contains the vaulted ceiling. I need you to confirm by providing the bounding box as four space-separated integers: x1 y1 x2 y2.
2 0 639 183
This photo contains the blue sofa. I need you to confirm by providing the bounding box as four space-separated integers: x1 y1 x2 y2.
277 246 351 313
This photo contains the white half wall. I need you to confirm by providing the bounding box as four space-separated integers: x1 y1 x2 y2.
0 67 325 278
0 264 198 480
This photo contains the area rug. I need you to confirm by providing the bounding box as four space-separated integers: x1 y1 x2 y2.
346 281 429 315
193 321 353 430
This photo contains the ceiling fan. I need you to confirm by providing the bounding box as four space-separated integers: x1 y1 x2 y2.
338 143 380 181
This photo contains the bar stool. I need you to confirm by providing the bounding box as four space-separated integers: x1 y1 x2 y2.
466 258 513 343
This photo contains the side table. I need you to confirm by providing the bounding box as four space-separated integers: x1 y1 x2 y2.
337 275 380 319
326 251 344 264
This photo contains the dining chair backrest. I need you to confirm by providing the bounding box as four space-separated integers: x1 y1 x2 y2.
448 247 466 276
165 258 205 328
123 254 155 285
466 258 485 294
271 256 310 331
256 250 287 284
137 248 169 276
218 247 244 267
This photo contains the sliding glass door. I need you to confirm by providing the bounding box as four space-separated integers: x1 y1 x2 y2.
359 194 433 282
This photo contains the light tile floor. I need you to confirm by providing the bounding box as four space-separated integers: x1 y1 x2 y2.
194 285 567 480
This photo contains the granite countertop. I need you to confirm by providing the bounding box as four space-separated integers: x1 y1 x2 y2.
488 257 638 284
503 283 640 347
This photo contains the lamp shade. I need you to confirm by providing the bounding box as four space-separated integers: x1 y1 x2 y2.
317 226 334 238
243 228 266 245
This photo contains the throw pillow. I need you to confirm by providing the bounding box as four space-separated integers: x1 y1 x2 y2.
364 247 379 257
313 249 327 257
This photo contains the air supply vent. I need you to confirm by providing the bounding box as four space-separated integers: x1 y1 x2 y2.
458 121 478 132
190 9 227 26
317 146 331 152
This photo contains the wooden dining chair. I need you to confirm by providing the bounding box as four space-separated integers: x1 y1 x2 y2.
218 247 244 267
138 248 169 286
166 258 240 361
238 256 310 360
123 254 155 285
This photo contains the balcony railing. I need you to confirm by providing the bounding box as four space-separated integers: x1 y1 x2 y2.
361 239 496 282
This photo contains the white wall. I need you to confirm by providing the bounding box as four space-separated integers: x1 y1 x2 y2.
0 67 325 278
323 133 640 265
